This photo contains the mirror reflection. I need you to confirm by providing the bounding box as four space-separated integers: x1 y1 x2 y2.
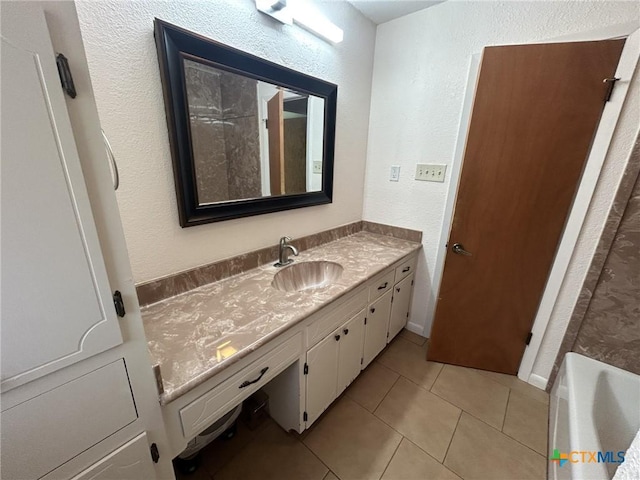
184 58 325 206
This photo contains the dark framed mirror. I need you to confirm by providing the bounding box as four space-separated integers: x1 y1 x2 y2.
154 19 337 227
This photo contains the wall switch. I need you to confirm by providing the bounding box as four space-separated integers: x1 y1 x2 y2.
313 161 322 174
390 165 400 182
415 163 447 182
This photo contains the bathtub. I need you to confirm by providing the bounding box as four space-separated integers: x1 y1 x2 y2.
549 353 640 480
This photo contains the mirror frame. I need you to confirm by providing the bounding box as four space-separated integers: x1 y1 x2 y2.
154 19 337 227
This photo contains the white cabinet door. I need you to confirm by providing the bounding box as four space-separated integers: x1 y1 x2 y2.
0 5 122 391
362 290 392 368
69 433 156 480
336 309 366 396
305 333 339 426
388 273 414 342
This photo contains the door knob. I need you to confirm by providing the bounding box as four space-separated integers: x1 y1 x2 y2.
452 243 472 256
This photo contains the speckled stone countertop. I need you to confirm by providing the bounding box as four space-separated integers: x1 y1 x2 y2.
141 232 421 404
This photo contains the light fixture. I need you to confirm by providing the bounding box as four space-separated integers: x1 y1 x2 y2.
256 0 292 25
255 0 344 44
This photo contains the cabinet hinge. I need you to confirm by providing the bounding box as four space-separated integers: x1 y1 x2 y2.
152 364 164 395
603 77 619 102
406 312 409 318
56 53 77 99
411 280 414 286
303 411 308 422
360 357 363 365
391 296 394 303
113 290 126 317
364 317 367 325
150 443 160 463
303 363 309 375
525 332 533 346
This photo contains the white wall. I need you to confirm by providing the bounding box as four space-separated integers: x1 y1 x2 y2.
363 1 640 338
75 0 375 284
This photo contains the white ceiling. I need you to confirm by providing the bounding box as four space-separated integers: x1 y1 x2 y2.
347 0 445 25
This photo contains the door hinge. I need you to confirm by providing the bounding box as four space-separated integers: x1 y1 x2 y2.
603 77 619 102
525 332 533 346
56 53 76 99
113 290 126 317
150 443 160 463
153 364 164 395
303 411 308 422
303 363 308 375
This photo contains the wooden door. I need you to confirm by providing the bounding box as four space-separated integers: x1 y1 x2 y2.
337 309 366 396
305 333 338 426
427 40 625 374
388 274 414 342
267 90 285 195
1 6 123 391
362 290 392 368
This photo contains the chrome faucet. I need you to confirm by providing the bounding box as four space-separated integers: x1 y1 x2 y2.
275 236 299 267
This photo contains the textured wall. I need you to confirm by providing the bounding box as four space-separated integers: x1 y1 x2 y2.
75 0 375 283
362 1 639 340
573 171 640 373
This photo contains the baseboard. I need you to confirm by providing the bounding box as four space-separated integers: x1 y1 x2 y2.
406 321 424 336
528 373 548 390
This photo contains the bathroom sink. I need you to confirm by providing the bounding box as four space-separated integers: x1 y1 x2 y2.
272 261 343 292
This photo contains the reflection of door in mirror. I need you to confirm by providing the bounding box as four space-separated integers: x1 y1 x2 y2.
267 91 284 196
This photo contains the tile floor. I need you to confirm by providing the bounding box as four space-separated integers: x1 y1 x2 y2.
176 330 549 480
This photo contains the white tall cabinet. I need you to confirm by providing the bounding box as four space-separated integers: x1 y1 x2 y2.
0 3 174 479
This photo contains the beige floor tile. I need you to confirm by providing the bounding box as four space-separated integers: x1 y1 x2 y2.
431 364 509 429
378 337 443 389
382 438 461 480
345 362 399 412
375 377 461 462
503 392 549 454
445 413 546 480
304 396 402 480
324 471 339 480
476 369 550 405
216 422 327 480
398 329 427 346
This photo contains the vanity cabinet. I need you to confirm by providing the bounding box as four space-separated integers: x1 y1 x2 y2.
306 310 365 425
388 273 415 342
362 290 393 368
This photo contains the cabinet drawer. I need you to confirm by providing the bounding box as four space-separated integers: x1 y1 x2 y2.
307 288 367 347
369 270 394 302
394 256 417 283
1 360 137 480
180 333 302 439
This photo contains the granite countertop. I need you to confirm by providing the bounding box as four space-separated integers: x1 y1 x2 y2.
141 231 421 404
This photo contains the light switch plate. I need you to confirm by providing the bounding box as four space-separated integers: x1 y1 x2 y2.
313 161 322 174
390 165 400 182
415 164 446 182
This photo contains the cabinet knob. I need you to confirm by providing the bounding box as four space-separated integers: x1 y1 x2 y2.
396 287 401 292
343 328 349 335
335 334 341 341
370 307 376 314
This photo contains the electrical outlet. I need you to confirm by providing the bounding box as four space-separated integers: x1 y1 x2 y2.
415 164 446 182
313 161 322 174
390 165 400 182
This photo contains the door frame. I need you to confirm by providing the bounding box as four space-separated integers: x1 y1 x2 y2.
427 26 640 387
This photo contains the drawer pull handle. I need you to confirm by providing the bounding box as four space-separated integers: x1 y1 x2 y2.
378 282 388 290
370 307 376 313
238 367 269 389
335 334 341 341
402 266 410 273
343 328 349 335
